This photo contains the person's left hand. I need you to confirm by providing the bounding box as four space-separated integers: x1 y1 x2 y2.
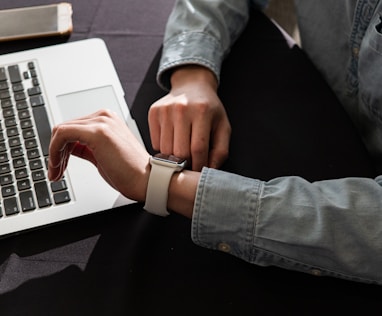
48 109 151 202
148 65 231 171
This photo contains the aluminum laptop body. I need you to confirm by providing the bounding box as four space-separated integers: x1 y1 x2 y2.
0 38 142 237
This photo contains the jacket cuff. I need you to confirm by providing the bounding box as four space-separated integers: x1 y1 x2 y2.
157 32 223 91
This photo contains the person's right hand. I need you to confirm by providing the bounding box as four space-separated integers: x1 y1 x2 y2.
48 109 151 203
148 65 231 171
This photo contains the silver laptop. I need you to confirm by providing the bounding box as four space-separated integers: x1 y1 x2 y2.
0 38 143 237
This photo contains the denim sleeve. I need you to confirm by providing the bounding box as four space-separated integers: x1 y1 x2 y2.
192 167 382 285
157 0 269 90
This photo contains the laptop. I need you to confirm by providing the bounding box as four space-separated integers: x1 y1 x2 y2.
0 38 144 237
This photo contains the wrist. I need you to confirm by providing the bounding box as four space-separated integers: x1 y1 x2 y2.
167 170 200 219
170 65 218 91
142 153 200 218
143 154 187 216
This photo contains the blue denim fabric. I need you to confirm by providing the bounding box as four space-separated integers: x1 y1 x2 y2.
193 168 382 285
294 0 382 171
158 0 382 284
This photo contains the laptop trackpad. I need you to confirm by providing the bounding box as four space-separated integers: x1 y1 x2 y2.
56 86 123 122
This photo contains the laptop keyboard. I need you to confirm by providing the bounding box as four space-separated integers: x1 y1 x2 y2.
0 60 71 218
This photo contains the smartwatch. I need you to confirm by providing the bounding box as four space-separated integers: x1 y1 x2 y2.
144 153 187 216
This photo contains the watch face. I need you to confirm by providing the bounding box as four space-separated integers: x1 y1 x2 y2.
153 153 186 165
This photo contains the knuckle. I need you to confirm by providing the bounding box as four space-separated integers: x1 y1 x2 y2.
52 124 65 134
94 123 110 136
191 142 206 157
173 148 190 159
148 105 159 118
154 103 172 120
161 147 173 156
194 101 210 116
98 108 114 118
215 147 229 160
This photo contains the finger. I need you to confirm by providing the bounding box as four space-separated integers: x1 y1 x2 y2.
159 117 174 155
190 119 210 171
58 143 74 178
208 121 231 169
71 143 97 165
149 105 174 154
49 124 97 179
173 114 191 159
49 111 116 153
48 141 76 181
148 106 161 150
64 108 116 123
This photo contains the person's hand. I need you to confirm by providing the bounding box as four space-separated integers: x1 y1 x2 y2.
48 109 151 202
149 65 231 171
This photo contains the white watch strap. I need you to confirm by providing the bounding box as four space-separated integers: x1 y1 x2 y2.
143 162 176 216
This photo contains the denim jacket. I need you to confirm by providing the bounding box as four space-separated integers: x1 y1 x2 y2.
158 0 382 284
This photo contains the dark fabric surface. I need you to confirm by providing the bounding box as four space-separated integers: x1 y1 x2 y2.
0 1 381 315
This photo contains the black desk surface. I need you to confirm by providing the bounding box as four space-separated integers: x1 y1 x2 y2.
0 1 381 315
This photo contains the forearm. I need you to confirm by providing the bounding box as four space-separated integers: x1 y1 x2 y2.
191 168 382 284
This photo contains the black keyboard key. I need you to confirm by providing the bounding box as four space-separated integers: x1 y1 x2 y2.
0 163 11 174
16 100 28 110
14 91 26 101
17 178 31 191
0 90 10 100
2 185 16 197
5 117 17 127
1 185 16 197
51 179 68 192
0 152 8 163
8 65 22 83
0 82 8 90
30 159 43 170
9 137 21 147
27 149 40 160
12 83 24 92
20 190 36 212
0 174 13 186
23 129 36 140
7 128 19 137
3 108 15 118
4 197 19 215
18 109 31 120
30 95 44 107
32 170 45 181
1 99 12 108
11 147 23 158
33 106 51 156
0 67 7 81
34 181 52 208
20 119 33 129
25 138 37 149
54 191 71 204
27 86 41 96
15 168 28 179
13 157 26 169
0 142 7 152
30 69 37 78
